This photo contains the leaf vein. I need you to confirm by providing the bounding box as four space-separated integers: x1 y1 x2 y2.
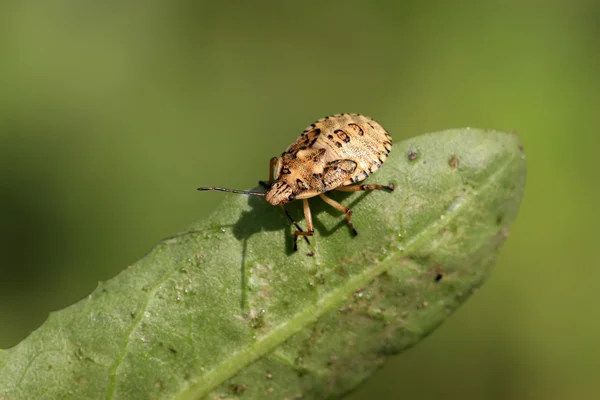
104 270 174 400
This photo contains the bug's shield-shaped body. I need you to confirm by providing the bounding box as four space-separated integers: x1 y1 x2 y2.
266 113 392 206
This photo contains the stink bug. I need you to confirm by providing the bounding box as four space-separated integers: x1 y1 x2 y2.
198 113 394 251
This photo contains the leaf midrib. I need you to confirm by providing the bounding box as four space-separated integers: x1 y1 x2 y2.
174 153 516 399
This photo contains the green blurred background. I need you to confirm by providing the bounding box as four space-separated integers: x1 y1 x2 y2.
1 0 598 399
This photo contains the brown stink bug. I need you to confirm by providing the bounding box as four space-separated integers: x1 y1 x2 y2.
198 113 394 252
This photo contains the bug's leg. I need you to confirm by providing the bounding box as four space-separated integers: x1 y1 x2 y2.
259 157 278 189
280 205 311 249
319 193 359 236
292 199 315 251
335 183 395 192
268 157 278 184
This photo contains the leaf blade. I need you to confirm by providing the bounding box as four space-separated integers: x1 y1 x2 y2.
0 128 526 400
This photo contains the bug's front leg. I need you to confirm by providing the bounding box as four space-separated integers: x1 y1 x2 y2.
259 157 278 189
292 199 314 252
279 205 311 250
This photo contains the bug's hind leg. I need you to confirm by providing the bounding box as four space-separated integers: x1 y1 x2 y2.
328 183 394 235
319 193 359 236
335 183 395 192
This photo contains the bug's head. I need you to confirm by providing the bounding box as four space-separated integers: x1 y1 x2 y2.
265 181 295 206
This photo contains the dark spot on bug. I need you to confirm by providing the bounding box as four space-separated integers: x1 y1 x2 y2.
360 184 368 190
308 137 318 147
368 167 373 174
336 142 343 148
449 156 459 168
367 122 375 129
362 171 369 178
408 151 419 161
296 179 308 190
334 129 350 143
327 134 334 140
314 128 321 135
348 123 364 136
312 173 322 180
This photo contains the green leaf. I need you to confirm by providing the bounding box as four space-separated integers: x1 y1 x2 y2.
0 128 526 400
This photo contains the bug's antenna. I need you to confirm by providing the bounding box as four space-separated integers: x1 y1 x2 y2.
197 187 266 197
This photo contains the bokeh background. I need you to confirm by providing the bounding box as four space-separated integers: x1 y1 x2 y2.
1 1 599 399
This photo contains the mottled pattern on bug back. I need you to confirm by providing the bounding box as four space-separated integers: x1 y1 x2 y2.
287 113 391 181
266 113 392 205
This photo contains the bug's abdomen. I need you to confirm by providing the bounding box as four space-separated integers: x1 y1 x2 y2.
287 113 392 185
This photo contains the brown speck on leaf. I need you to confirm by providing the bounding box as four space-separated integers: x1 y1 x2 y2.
423 301 429 307
435 263 444 282
449 155 459 168
231 384 247 393
266 372 273 379
408 151 418 161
